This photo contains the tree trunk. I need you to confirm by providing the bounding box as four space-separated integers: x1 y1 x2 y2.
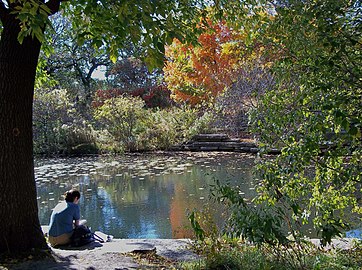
0 15 48 253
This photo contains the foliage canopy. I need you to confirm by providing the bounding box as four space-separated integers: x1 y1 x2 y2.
211 0 362 245
1 0 211 68
164 19 246 104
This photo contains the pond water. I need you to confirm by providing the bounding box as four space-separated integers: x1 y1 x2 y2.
36 152 361 239
36 152 257 239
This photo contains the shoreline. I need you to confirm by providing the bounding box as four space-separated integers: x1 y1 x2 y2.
4 236 361 270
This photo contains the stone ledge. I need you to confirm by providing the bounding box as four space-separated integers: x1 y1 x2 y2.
309 238 360 250
173 133 277 154
192 134 230 142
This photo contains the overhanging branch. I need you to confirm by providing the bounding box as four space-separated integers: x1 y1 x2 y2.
46 0 68 15
0 0 9 22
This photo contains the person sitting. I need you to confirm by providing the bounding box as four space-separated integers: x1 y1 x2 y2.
48 189 81 247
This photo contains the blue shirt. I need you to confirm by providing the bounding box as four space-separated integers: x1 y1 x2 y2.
48 202 80 237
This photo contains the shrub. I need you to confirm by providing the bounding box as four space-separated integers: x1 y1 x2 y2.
93 95 214 152
33 88 97 155
56 120 97 155
93 95 146 151
92 85 174 109
136 108 179 150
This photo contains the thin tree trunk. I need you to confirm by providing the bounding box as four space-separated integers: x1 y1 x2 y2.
0 15 48 253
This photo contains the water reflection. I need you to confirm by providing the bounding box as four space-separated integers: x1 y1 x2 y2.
36 153 361 239
36 152 256 238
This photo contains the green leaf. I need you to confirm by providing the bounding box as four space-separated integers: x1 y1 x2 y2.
17 30 27 44
156 41 165 54
110 52 117 63
349 126 358 136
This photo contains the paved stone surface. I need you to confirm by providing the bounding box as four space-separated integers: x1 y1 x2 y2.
5 232 358 270
51 238 198 260
5 237 198 270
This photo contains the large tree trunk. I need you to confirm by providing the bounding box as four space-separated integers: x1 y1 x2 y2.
0 15 48 253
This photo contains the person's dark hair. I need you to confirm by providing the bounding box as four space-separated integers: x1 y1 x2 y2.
64 189 81 203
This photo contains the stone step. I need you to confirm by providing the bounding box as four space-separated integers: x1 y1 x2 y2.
191 134 230 142
171 134 280 154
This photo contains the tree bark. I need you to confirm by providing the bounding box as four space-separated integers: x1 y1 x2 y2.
0 15 48 253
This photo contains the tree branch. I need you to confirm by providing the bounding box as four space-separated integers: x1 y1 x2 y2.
0 0 9 22
86 61 111 81
46 0 67 16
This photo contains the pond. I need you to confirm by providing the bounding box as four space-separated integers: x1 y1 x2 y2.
36 152 361 239
36 152 257 239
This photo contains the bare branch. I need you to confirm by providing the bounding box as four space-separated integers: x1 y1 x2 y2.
86 61 111 81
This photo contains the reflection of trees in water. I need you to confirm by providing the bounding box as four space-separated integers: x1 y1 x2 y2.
36 153 257 238
169 156 257 238
87 174 173 238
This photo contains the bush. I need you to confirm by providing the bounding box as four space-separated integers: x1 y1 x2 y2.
137 106 214 150
92 85 174 109
186 180 362 270
94 97 212 151
33 88 97 155
93 95 146 151
136 108 179 150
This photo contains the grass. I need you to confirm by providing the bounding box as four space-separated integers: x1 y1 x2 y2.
179 238 362 270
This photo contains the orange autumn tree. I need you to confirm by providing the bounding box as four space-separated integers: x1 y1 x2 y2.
164 19 247 105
